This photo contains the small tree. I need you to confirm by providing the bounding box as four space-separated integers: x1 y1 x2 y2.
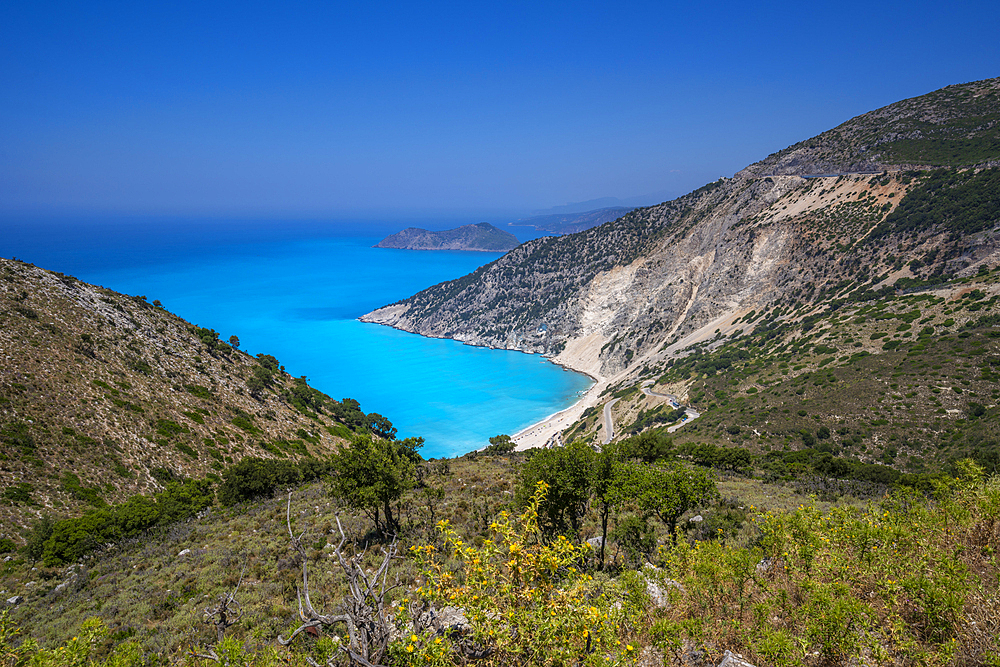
622 429 674 462
328 435 421 535
516 440 594 538
485 434 515 454
591 441 626 568
610 461 717 542
228 335 240 350
365 412 397 440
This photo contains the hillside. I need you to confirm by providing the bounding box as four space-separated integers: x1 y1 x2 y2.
373 222 520 252
0 258 384 538
1 424 997 667
575 268 1000 475
361 78 1000 444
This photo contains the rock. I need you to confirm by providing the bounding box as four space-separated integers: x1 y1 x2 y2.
586 536 604 548
755 557 773 574
717 650 756 667
436 606 470 634
178 549 191 557
689 515 704 523
415 604 471 637
641 565 684 609
6 595 23 606
679 643 709 666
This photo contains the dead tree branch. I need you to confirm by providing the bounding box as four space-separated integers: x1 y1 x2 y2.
277 493 401 667
202 557 247 642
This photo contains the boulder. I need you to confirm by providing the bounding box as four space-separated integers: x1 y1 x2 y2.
6 595 23 606
415 605 471 637
642 564 684 609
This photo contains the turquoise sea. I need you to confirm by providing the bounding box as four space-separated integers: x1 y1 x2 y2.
0 217 592 458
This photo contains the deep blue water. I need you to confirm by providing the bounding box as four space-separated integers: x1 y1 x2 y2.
0 216 591 458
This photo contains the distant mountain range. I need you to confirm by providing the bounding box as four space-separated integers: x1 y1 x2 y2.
510 206 634 235
374 222 520 252
534 190 678 216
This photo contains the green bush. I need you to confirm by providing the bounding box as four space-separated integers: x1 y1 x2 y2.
41 478 213 565
2 482 33 504
217 457 306 506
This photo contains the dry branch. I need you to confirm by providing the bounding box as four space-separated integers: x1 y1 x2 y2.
277 493 401 667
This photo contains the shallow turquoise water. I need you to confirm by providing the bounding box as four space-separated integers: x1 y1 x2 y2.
0 218 591 457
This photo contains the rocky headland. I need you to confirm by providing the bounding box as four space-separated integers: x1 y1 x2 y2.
374 222 520 252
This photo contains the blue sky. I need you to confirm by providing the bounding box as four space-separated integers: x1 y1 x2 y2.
2 0 998 219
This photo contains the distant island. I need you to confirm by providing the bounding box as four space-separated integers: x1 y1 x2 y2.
374 222 520 252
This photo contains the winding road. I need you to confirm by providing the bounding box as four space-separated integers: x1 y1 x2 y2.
602 398 620 444
602 381 700 444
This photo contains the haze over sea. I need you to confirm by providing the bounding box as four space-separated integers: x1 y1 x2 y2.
0 217 592 458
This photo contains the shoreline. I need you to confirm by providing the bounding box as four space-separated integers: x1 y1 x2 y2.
511 374 608 451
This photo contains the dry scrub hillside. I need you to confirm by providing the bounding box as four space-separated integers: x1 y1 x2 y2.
0 258 355 537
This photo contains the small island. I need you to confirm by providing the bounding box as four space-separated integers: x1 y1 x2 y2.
374 222 520 252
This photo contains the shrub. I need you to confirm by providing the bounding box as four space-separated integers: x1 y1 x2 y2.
40 478 213 565
217 457 303 506
410 482 630 666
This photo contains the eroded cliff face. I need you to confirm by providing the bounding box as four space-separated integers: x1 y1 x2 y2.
362 78 1000 383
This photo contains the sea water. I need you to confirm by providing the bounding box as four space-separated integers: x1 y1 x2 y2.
0 217 592 458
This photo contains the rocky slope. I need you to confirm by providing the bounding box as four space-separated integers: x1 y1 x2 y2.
374 222 519 251
0 258 374 537
362 77 1000 386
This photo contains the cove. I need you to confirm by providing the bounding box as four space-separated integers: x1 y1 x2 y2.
0 217 592 458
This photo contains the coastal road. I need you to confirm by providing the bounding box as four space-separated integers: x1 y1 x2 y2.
602 398 621 444
641 380 701 433
641 380 679 403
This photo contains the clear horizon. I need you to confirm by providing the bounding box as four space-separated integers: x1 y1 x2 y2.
2 1 999 220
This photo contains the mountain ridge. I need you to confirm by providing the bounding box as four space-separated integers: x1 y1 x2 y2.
0 258 387 535
361 77 1000 447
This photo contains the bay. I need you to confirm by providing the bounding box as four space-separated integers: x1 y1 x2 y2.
0 217 592 458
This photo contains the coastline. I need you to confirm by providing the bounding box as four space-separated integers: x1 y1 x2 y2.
511 373 608 451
